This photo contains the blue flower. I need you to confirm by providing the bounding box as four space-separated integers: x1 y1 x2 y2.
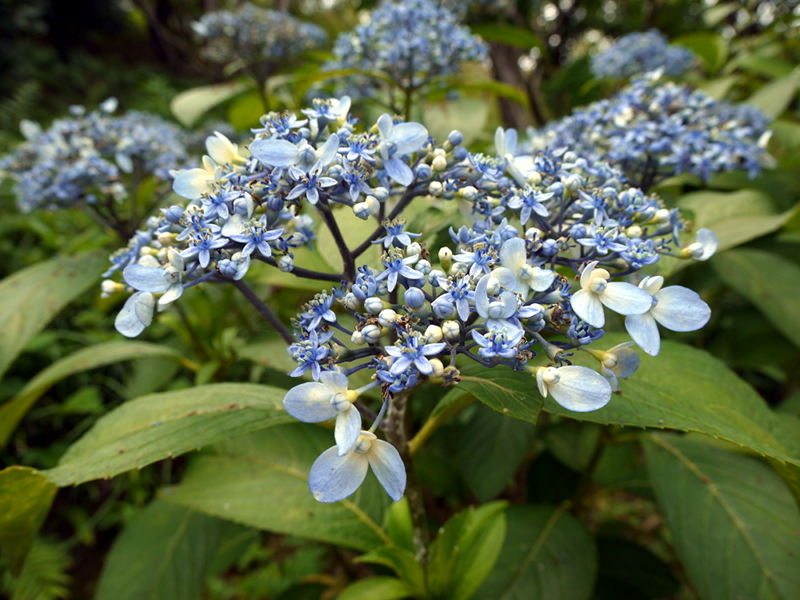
384 332 446 376
533 365 612 412
376 114 429 186
376 249 424 292
372 218 421 249
591 30 696 79
472 327 524 360
571 261 653 328
432 275 475 321
228 220 284 258
288 329 333 379
309 431 406 502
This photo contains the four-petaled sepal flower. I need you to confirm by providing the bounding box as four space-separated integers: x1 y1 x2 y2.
309 431 406 503
533 365 612 412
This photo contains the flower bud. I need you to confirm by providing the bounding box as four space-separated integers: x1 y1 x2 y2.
442 320 460 340
372 187 389 202
364 297 384 314
428 358 445 378
378 309 397 327
448 130 464 146
342 292 361 311
424 325 443 343
428 181 443 196
432 156 448 171
351 330 365 345
404 287 425 309
406 242 422 257
278 255 294 272
361 323 382 344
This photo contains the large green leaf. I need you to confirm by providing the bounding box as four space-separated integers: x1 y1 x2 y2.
0 341 182 446
460 404 537 502
0 250 106 380
746 70 800 118
422 96 490 147
543 334 800 467
170 82 250 127
712 248 800 350
0 467 57 574
457 364 545 424
644 434 800 600
95 499 236 600
672 32 728 74
163 424 392 552
471 24 544 50
427 501 507 600
337 577 414 600
677 189 793 253
45 383 294 486
473 505 597 600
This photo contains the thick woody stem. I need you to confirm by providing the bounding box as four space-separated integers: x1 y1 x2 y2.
386 390 429 564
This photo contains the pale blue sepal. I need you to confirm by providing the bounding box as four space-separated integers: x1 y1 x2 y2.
316 134 340 166
392 122 428 155
250 138 300 167
601 367 620 392
367 440 407 501
221 213 246 238
651 286 710 332
335 408 362 456
377 114 393 139
384 156 414 185
549 366 611 412
499 237 525 268
173 168 211 199
608 342 640 379
625 312 660 356
599 282 653 315
283 382 338 422
115 152 134 174
530 268 555 292
123 264 171 293
309 446 369 503
571 288 605 328
694 228 717 260
115 291 155 338
474 273 491 317
319 370 349 393
489 267 518 292
158 283 183 306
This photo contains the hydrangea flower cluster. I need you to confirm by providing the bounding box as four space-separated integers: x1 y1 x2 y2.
531 74 771 190
590 30 697 79
192 3 326 74
0 99 187 214
324 0 487 102
104 98 715 503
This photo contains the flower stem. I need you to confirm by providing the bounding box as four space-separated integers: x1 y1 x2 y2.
231 279 294 345
386 390 429 564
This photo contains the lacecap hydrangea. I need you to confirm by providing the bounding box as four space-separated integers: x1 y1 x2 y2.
324 0 487 101
103 98 715 503
531 73 771 190
591 30 697 79
192 3 326 73
0 99 187 214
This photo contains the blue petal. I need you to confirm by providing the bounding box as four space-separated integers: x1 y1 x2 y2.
377 114 393 140
599 282 653 316
367 440 406 501
309 446 369 503
319 370 349 393
172 168 211 199
114 292 155 338
250 138 300 167
335 408 362 455
625 312 660 356
283 382 338 422
571 289 605 328
392 122 428 155
549 366 611 412
123 264 171 293
651 286 710 332
384 156 414 186
316 134 340 166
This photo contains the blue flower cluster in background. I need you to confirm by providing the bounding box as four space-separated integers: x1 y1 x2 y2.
0 99 187 213
590 29 697 79
324 0 488 100
104 99 715 503
192 3 327 70
531 74 771 189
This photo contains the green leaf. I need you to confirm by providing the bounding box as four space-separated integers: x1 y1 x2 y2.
170 82 250 127
336 577 414 600
473 505 597 600
45 383 295 486
163 424 392 552
0 467 57 574
543 333 800 469
735 55 795 79
0 250 106 380
461 404 537 502
672 33 728 74
543 422 601 472
427 501 507 600
697 75 739 100
422 96 490 147
704 3 740 27
237 339 299 373
471 24 544 50
456 363 546 424
643 434 800 600
677 189 793 253
96 499 233 600
357 547 424 594
3 539 71 600
746 70 800 118
449 79 529 107
712 248 800 350
227 91 265 131
0 341 183 446
383 497 415 552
